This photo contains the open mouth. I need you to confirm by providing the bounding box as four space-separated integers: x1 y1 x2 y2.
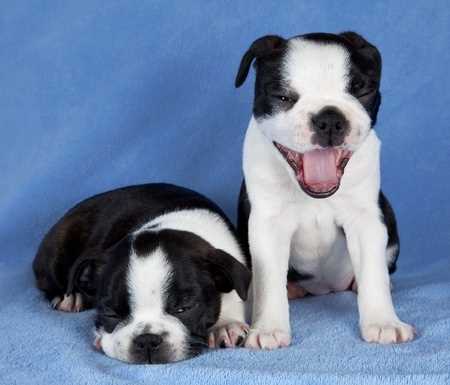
274 142 352 198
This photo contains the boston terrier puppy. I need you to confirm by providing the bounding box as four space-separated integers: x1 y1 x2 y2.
33 183 251 363
235 32 415 349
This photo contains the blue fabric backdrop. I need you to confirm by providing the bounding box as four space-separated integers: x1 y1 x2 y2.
0 1 449 384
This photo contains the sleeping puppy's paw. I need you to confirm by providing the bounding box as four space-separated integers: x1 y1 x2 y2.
51 293 84 312
208 321 249 348
244 328 291 349
360 320 415 344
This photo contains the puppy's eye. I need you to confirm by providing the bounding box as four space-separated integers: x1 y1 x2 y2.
277 95 290 102
350 78 377 98
173 303 198 314
272 94 293 103
175 306 190 314
351 79 365 92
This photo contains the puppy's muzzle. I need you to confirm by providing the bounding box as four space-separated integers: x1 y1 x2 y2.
311 106 349 147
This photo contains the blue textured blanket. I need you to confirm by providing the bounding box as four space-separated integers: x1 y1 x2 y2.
1 1 449 384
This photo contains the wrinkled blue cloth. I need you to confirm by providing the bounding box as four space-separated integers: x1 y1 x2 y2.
1 1 449 384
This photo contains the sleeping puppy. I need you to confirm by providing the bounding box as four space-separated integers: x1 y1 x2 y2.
235 32 415 348
33 183 251 363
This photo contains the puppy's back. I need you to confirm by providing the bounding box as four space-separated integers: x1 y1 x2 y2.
33 183 233 306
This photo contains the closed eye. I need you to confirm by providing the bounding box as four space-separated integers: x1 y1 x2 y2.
351 79 365 92
175 306 190 314
350 79 377 98
171 302 198 315
263 82 299 106
355 88 376 98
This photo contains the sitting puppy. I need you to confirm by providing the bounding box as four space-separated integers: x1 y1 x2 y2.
235 32 415 348
33 183 250 363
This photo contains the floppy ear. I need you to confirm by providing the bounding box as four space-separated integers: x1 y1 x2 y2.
235 35 286 88
204 249 251 301
69 235 132 298
67 257 105 298
340 31 382 78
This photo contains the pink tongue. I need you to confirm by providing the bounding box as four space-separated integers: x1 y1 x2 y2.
302 149 338 185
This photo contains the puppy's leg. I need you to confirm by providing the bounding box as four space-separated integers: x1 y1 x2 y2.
208 291 249 348
244 213 292 349
345 213 415 344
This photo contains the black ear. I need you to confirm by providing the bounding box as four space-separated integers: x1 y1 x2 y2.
235 35 286 88
204 249 251 301
70 235 132 298
67 257 105 298
340 31 382 77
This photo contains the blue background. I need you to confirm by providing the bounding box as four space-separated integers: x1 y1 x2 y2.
0 1 449 384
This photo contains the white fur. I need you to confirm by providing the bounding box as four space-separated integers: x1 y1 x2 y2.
97 208 248 360
243 38 414 348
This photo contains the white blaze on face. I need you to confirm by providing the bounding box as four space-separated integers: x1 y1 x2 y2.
258 38 371 153
98 247 189 363
128 247 171 314
284 39 349 96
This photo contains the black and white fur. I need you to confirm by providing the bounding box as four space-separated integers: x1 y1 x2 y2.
235 32 415 349
33 184 251 363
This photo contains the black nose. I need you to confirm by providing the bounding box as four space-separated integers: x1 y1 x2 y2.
133 333 163 352
311 106 349 147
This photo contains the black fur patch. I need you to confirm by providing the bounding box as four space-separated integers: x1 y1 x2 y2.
133 231 159 257
378 191 400 274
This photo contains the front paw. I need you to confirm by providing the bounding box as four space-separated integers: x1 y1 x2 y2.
208 321 249 348
244 328 291 349
360 320 415 344
51 293 83 312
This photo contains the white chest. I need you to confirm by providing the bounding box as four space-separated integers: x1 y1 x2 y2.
289 205 340 259
287 203 353 294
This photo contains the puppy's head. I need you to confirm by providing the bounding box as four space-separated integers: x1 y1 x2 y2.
236 32 382 198
94 229 250 364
